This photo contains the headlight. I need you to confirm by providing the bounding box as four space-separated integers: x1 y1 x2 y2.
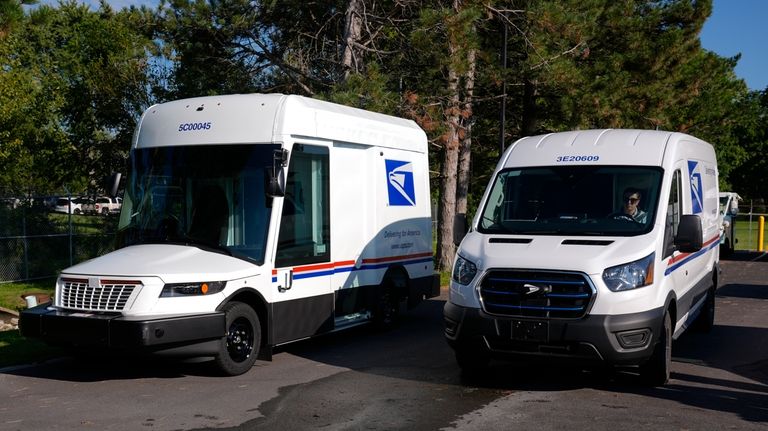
602 253 655 292
452 255 477 285
160 281 226 297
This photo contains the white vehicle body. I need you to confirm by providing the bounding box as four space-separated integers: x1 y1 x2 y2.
718 191 741 254
93 196 122 215
444 129 720 385
21 94 438 375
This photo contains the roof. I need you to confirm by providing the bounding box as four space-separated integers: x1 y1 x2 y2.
501 129 710 168
134 94 427 153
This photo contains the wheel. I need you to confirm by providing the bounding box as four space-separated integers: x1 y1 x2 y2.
455 342 491 376
101 208 109 216
640 310 671 386
213 301 260 376
371 278 401 330
74 208 81 215
693 287 715 332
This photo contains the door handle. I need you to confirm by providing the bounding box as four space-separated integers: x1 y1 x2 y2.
278 270 293 292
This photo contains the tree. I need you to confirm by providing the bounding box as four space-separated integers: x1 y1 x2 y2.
0 2 156 194
0 0 35 37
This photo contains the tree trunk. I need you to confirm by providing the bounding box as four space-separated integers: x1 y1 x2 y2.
436 60 462 271
341 0 363 78
456 46 476 217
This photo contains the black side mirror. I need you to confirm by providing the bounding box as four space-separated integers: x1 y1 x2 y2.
107 173 122 198
266 148 289 198
675 214 703 253
453 213 468 246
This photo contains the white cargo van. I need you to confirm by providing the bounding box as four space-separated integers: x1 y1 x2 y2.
445 129 720 385
21 94 438 375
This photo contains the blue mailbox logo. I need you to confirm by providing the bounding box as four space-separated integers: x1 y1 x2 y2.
688 160 703 214
385 160 416 206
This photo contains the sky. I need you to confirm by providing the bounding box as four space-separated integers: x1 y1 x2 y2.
700 0 768 91
33 0 767 92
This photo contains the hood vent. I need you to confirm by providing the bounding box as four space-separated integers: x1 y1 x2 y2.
489 238 533 244
561 239 614 246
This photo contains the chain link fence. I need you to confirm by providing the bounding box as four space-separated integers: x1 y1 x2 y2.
0 195 118 283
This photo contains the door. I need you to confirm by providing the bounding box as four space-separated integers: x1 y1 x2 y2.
272 144 333 344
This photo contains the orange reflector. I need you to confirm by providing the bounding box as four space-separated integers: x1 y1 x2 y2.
201 283 209 294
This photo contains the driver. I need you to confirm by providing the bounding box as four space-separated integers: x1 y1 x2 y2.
610 187 647 223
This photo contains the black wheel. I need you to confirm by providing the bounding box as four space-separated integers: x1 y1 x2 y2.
455 342 490 376
214 301 260 376
372 278 401 330
640 310 671 386
101 208 109 216
693 287 716 332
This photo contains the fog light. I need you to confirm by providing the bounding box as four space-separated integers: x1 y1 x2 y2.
616 329 651 348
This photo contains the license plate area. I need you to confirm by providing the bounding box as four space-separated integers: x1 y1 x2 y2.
510 319 549 342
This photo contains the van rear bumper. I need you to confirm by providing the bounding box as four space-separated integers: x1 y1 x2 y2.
443 302 665 365
19 304 225 356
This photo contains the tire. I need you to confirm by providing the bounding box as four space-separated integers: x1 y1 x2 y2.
455 342 491 376
371 278 401 330
693 287 716 332
213 301 261 376
640 310 671 386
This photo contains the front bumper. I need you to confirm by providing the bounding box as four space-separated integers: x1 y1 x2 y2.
443 301 664 365
20 303 225 356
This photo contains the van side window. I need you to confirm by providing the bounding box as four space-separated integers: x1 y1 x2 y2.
663 170 682 257
275 144 330 267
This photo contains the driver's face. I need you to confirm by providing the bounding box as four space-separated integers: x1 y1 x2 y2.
623 193 640 214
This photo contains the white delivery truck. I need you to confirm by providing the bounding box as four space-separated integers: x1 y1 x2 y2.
21 94 439 375
718 191 741 255
445 129 720 385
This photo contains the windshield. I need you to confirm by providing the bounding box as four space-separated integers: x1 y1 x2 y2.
116 144 277 264
478 165 663 236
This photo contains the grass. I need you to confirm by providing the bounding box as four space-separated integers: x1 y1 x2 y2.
0 279 60 368
734 217 768 251
0 278 56 312
0 330 63 368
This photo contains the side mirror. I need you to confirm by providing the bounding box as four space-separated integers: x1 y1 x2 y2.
675 214 702 253
266 149 289 198
107 173 122 198
453 213 468 246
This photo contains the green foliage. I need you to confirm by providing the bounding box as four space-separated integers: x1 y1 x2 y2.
1 0 765 226
0 2 155 195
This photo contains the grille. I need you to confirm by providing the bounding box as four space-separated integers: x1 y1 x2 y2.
479 270 594 319
59 278 139 311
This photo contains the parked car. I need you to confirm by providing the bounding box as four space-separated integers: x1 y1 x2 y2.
92 196 122 215
54 197 91 214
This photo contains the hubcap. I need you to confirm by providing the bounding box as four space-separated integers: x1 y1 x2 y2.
227 317 254 363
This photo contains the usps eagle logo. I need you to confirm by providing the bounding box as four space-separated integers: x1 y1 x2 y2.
688 160 703 215
385 160 416 206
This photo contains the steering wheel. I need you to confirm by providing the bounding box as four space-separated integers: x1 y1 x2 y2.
612 214 642 224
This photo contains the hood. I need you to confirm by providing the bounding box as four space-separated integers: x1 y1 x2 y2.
458 231 656 276
62 244 259 283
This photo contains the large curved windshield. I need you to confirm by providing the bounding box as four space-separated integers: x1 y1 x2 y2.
478 165 663 236
116 144 277 264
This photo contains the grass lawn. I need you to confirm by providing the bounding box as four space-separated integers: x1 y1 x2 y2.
0 278 56 312
734 217 766 251
0 278 61 368
0 330 63 368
